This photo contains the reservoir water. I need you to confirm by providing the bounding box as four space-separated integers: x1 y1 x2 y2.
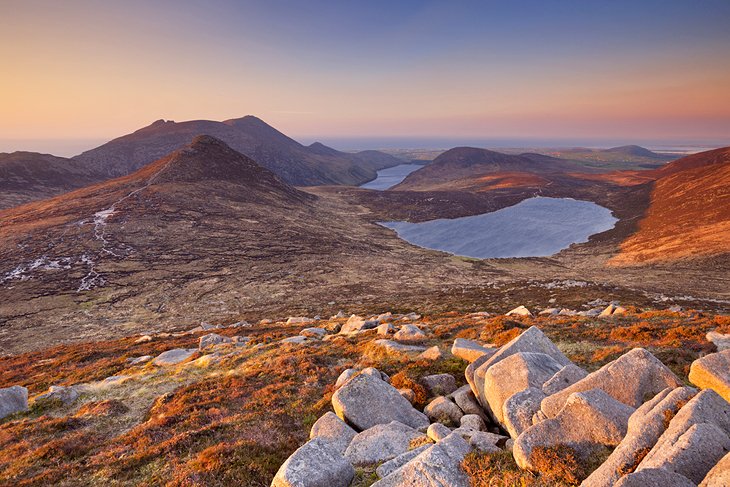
381 197 617 259
360 164 424 190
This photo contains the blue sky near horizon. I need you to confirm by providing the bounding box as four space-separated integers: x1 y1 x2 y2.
1 0 729 153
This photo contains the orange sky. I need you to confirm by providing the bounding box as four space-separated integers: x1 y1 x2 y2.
1 1 729 147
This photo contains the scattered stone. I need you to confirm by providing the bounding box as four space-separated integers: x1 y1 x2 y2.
583 386 697 487
541 348 682 417
503 387 546 439
372 339 427 356
372 433 472 487
427 422 452 441
135 335 152 343
300 327 327 339
539 308 560 316
424 396 463 425
399 388 415 404
483 351 563 425
340 315 378 334
706 331 730 352
402 312 421 321
700 451 730 486
542 364 588 396
418 346 443 361
35 385 80 405
281 336 308 344
344 421 427 466
152 348 197 366
460 414 486 431
468 431 503 453
514 389 635 471
451 338 496 363
449 385 489 421
189 354 221 368
127 355 152 365
271 437 354 487
333 311 346 319
233 336 252 345
375 445 430 479
377 323 395 336
599 303 627 317
506 305 533 317
376 312 394 322
615 468 696 487
286 317 314 325
199 333 233 350
229 320 250 328
634 389 730 484
393 324 427 342
259 319 273 325
689 349 730 402
421 374 457 396
332 373 429 431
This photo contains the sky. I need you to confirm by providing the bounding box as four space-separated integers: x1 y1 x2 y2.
1 0 729 154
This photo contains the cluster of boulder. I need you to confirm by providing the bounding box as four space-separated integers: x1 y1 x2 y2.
272 321 730 487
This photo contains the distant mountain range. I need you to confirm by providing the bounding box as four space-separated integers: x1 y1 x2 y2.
0 116 403 209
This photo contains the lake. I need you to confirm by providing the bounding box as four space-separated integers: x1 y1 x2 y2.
360 163 423 190
381 197 618 259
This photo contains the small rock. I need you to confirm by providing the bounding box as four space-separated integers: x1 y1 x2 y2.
506 305 533 317
361 367 390 383
286 317 314 325
377 323 395 336
340 315 379 334
539 308 560 315
372 339 427 355
393 324 427 342
281 336 308 344
127 355 152 365
375 445 430 479
152 348 197 366
418 346 443 361
449 385 489 421
135 335 152 343
300 327 327 339
503 387 546 439
199 333 233 350
271 437 354 487
451 338 496 363
335 369 358 389
424 396 463 425
468 431 503 453
399 388 415 404
35 385 79 405
460 414 486 431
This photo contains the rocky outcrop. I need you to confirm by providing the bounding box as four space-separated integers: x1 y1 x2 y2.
689 350 730 402
152 348 197 366
483 352 563 426
372 339 427 356
582 386 697 487
541 348 682 417
198 333 232 350
632 389 730 484
332 373 429 431
514 389 635 471
271 437 354 487
372 433 472 487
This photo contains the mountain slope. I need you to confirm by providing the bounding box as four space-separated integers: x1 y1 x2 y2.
0 152 104 209
393 147 584 191
0 137 480 352
610 147 730 265
72 116 398 186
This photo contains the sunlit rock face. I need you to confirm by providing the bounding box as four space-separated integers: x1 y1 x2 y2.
381 197 617 259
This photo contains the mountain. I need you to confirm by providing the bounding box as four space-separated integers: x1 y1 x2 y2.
393 147 584 191
0 152 104 210
610 147 730 265
0 137 476 351
603 145 664 158
72 116 399 186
